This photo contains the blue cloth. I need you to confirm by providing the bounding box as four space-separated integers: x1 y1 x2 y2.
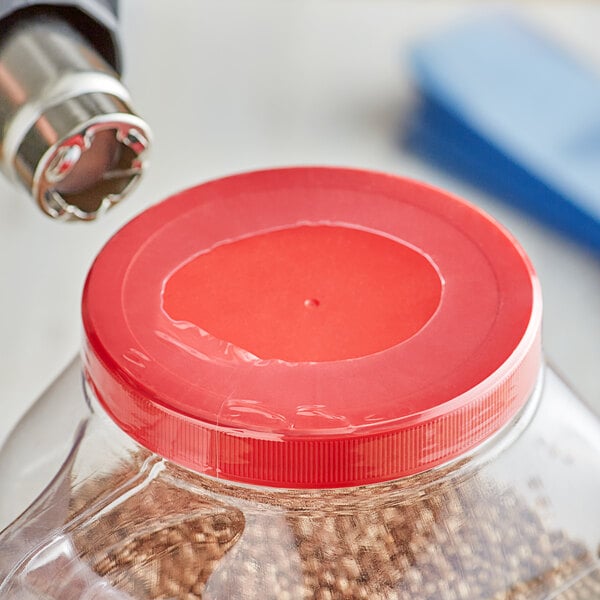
408 14 600 255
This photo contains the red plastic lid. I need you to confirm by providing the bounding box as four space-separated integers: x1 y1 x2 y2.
82 167 542 488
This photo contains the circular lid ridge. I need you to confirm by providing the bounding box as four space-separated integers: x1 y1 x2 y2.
82 167 542 488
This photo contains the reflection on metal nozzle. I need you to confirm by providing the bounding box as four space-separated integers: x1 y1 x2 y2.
0 11 151 221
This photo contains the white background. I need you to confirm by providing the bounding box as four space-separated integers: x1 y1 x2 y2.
0 0 599 449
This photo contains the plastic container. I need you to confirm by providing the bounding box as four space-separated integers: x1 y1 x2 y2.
1 167 599 600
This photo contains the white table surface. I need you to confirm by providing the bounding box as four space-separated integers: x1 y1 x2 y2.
0 0 599 450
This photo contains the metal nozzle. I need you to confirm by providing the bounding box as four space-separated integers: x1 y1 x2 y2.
0 12 151 221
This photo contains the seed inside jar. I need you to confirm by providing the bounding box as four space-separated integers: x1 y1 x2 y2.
24 451 593 600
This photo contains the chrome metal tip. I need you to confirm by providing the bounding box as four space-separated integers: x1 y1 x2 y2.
0 11 152 222
35 118 151 221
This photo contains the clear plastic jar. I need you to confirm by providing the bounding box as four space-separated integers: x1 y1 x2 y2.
1 167 599 600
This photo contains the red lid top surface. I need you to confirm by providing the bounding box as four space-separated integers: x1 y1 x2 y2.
83 167 542 488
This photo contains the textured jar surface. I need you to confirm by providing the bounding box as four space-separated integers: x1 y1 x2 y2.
0 363 600 599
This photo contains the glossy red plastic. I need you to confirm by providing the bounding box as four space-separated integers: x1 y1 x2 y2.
163 224 443 362
82 167 542 487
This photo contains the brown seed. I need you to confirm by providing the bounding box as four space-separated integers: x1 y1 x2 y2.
25 450 592 599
